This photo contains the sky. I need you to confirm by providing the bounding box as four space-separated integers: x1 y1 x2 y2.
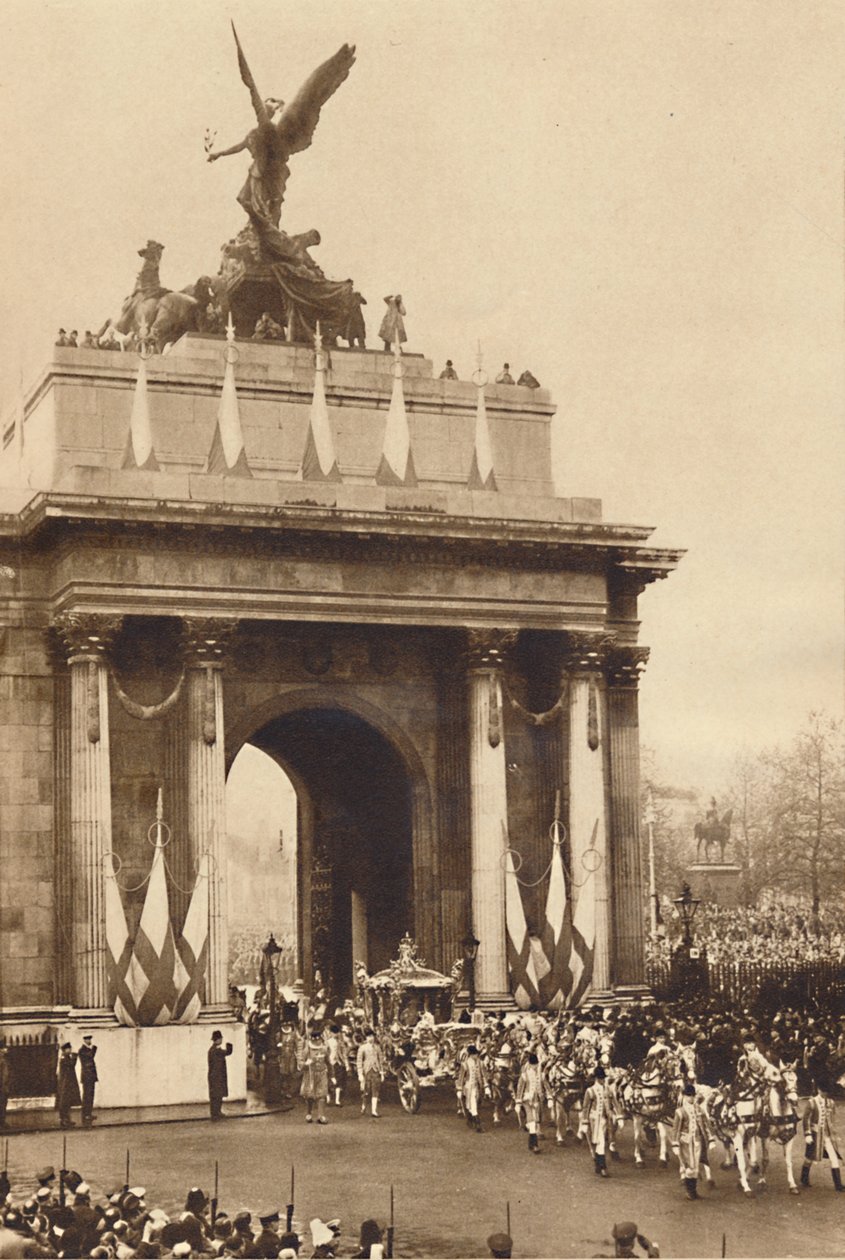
0 0 842 793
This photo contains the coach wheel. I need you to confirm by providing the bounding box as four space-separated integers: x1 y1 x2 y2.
397 1063 421 1113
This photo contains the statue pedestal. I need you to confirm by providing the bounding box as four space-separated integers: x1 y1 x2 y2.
686 863 742 907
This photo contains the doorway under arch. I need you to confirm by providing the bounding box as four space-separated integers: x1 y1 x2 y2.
227 701 421 1001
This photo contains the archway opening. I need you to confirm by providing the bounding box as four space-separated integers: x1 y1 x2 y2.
229 706 414 1002
226 744 298 990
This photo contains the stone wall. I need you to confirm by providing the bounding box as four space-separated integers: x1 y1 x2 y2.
0 621 55 1008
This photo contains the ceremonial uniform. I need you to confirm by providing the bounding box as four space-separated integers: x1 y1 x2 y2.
456 1048 488 1132
326 1026 349 1106
515 1055 544 1153
299 1032 330 1123
580 1071 621 1176
671 1089 715 1198
801 1090 844 1190
356 1035 385 1118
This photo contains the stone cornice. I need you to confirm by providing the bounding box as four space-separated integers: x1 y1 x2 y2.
2 492 684 586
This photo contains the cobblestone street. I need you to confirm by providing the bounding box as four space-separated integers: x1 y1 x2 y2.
4 1092 844 1258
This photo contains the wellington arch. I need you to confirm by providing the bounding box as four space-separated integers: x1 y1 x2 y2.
0 330 683 1105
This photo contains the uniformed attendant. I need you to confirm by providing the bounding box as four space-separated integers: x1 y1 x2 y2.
78 1034 98 1128
352 1218 384 1259
55 1042 82 1129
610 1221 660 1258
801 1079 844 1191
487 1232 513 1258
208 1030 233 1121
671 1082 715 1199
515 1051 544 1154
356 1029 385 1119
326 1024 349 1107
300 1023 330 1124
457 1044 488 1133
580 1066 620 1178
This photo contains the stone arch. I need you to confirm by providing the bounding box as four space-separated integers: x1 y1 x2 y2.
225 687 440 974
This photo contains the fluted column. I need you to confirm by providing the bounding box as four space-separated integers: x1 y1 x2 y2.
53 612 122 1009
606 646 650 990
182 618 238 1006
466 629 516 1006
564 633 613 996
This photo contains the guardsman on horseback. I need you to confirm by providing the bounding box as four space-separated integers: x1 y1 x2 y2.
800 1078 845 1192
671 1082 716 1200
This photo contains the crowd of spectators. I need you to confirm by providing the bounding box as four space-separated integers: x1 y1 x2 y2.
0 1174 394 1259
645 899 845 965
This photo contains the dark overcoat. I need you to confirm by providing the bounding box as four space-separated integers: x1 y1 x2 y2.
55 1050 82 1111
208 1042 233 1099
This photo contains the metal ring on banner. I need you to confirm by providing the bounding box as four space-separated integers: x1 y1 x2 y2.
471 368 489 387
549 820 568 847
102 850 151 894
147 818 172 848
581 848 602 874
139 340 153 362
224 342 240 367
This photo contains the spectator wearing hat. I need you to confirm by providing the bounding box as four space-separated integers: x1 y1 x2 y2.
610 1221 660 1258
516 1050 544 1154
580 1065 621 1178
279 1227 302 1257
78 1034 98 1127
671 1082 715 1199
0 1038 9 1131
356 1029 385 1120
310 1217 337 1258
439 360 458 380
494 363 514 385
487 1232 512 1259
208 1029 233 1121
233 1209 254 1246
56 1042 81 1129
54 329 68 347
352 1218 383 1259
252 1209 281 1258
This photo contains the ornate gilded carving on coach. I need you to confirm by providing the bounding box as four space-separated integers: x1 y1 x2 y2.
605 645 650 688
52 613 123 743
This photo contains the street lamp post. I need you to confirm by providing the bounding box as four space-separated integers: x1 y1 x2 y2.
461 929 480 1013
673 882 700 949
261 934 283 1104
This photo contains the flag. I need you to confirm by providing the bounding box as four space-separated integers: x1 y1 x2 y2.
122 357 159 470
300 328 341 481
505 847 540 1009
126 839 179 1026
467 380 496 490
207 316 252 477
538 823 572 1009
173 854 210 1023
103 855 137 1027
568 818 598 1006
376 347 417 486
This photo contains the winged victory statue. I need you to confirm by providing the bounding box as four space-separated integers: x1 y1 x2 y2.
208 25 356 247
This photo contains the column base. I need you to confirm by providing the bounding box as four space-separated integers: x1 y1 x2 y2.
611 984 654 1006
471 992 517 1013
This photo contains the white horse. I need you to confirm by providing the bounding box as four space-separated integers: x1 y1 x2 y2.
758 1061 801 1195
705 1060 775 1196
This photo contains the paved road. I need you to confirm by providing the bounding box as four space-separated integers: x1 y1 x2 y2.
3 1091 842 1258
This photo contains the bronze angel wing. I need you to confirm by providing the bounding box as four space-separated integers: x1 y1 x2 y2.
231 22 270 126
276 44 356 155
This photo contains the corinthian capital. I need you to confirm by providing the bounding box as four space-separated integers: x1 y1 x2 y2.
561 631 616 673
181 617 239 667
52 611 123 663
465 628 519 672
606 645 650 687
